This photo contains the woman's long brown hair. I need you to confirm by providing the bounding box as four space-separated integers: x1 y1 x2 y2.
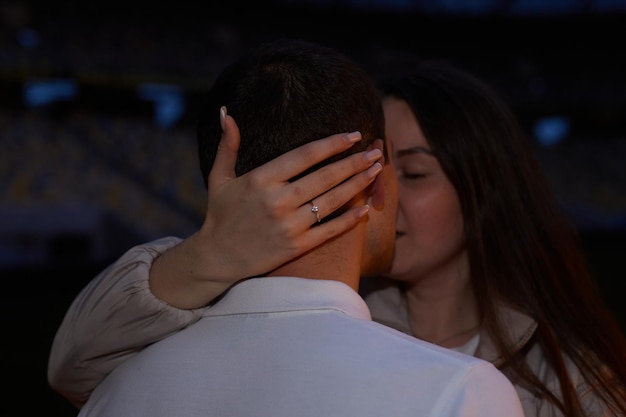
378 60 626 416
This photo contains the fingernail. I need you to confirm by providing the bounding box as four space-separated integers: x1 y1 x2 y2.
364 149 382 162
345 131 361 143
220 106 227 130
357 205 370 219
367 162 383 177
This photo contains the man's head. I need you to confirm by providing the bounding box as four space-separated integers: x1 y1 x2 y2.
198 38 386 179
197 38 396 277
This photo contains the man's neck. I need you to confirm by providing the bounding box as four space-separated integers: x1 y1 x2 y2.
269 227 364 291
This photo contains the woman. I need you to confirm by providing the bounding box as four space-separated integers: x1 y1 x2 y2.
49 60 626 416
368 61 626 416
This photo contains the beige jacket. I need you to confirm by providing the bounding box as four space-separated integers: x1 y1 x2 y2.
48 237 617 416
361 277 618 417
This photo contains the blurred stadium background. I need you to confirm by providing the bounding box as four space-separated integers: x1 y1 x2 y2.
1 1 625 415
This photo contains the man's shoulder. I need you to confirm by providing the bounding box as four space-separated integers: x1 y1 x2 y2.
359 319 494 370
354 320 522 413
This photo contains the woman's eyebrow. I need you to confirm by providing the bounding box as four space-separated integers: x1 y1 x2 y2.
395 146 435 158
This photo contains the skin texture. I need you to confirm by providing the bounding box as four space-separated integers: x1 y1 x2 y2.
361 136 398 278
386 97 466 282
383 96 478 347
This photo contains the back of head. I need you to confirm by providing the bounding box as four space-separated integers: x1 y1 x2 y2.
198 38 385 184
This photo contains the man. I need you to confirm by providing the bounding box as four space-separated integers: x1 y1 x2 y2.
71 38 523 417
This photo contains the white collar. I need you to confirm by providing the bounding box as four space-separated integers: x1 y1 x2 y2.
204 276 372 321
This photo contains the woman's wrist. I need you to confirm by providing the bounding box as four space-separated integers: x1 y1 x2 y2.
148 233 234 309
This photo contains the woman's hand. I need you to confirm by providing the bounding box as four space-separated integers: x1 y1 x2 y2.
149 107 383 308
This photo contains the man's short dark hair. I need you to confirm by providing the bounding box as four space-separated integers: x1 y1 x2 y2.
197 38 386 186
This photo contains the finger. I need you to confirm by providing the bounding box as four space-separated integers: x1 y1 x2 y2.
252 131 363 183
209 106 241 188
294 205 371 253
283 148 383 209
301 162 382 222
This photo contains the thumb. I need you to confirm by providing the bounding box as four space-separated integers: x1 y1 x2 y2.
209 106 241 187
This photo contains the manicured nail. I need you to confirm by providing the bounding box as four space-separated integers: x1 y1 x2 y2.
220 106 227 130
367 162 383 178
364 149 382 162
344 131 361 143
357 205 370 219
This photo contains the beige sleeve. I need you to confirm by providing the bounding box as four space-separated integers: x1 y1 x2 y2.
576 363 626 417
47 236 205 409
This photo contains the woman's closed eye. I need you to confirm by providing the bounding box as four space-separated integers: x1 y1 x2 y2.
399 170 426 180
395 147 437 181
396 168 428 181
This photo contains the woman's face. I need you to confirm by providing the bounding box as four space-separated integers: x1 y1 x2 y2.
383 97 468 285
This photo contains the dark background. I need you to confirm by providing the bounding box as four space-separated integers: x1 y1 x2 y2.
1 1 625 415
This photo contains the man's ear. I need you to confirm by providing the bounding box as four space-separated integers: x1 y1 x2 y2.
367 139 385 210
